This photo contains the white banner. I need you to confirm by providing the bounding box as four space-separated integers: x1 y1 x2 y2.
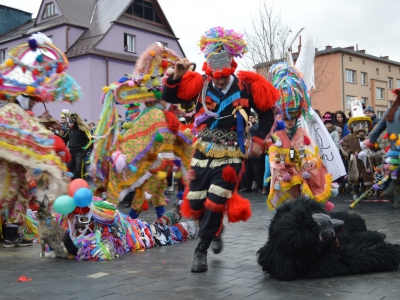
298 108 346 181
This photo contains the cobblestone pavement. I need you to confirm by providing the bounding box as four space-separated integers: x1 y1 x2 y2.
1 191 400 300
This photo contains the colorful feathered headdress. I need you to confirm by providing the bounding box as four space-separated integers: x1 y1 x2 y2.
269 62 311 119
199 27 247 79
0 33 82 104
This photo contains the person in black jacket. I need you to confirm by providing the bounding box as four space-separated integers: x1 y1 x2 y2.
64 112 92 179
364 105 380 130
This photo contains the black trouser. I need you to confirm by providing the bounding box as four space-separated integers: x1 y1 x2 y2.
241 156 265 190
68 150 86 179
188 156 242 239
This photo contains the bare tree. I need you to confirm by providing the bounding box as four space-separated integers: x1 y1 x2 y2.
242 2 332 97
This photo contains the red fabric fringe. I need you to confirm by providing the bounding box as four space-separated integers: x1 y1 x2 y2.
176 72 204 101
237 71 279 112
222 165 237 183
204 198 225 213
192 208 205 219
163 110 180 132
181 187 193 218
232 98 249 107
227 193 252 223
303 136 311 145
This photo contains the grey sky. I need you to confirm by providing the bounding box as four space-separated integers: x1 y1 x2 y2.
2 0 399 69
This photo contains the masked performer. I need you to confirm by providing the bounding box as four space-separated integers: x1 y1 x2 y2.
0 33 81 247
266 63 333 211
91 43 193 220
162 27 279 272
340 98 373 200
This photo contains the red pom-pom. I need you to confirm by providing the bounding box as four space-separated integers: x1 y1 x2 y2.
0 78 3 85
202 62 208 72
303 136 311 145
56 62 63 73
26 110 35 117
222 165 237 183
161 60 169 69
22 67 26 73
72 206 91 214
181 188 192 218
324 201 335 212
237 71 279 111
221 67 231 77
383 133 389 139
46 65 52 71
384 145 391 152
32 69 39 76
163 110 180 132
213 71 222 79
141 200 149 211
176 71 204 101
227 193 252 223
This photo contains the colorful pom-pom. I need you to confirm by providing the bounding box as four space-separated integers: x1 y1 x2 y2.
276 120 285 130
303 136 311 145
5 59 14 67
176 191 183 200
173 159 181 168
161 60 169 69
122 122 133 130
174 171 182 179
302 171 311 179
372 183 380 191
118 135 123 142
143 74 151 81
102 86 110 93
26 86 36 94
56 62 63 73
157 171 167 180
149 51 155 56
127 80 134 87
324 201 335 211
155 132 164 142
389 133 397 141
22 67 26 73
141 199 149 211
128 165 137 173
36 54 43 62
282 172 292 182
28 39 38 51
274 182 282 191
383 133 389 139
118 76 129 83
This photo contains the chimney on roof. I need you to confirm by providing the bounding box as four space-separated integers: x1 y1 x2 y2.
358 50 366 53
325 45 332 50
298 45 302 53
381 55 389 59
346 46 355 51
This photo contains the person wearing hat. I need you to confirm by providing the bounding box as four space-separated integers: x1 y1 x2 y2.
162 27 279 272
267 62 334 211
364 105 380 129
341 98 373 200
0 33 81 248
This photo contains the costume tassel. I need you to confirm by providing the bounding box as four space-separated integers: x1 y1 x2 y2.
227 193 252 223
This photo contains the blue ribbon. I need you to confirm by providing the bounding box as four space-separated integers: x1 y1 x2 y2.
236 111 245 154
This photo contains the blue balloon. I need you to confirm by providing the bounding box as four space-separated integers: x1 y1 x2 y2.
73 188 93 208
54 195 76 215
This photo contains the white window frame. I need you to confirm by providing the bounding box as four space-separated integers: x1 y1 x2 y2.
42 2 58 19
388 77 393 89
346 69 356 83
124 33 135 53
361 97 368 106
397 79 400 88
346 95 356 109
376 88 384 100
361 72 367 85
0 48 7 64
377 111 385 118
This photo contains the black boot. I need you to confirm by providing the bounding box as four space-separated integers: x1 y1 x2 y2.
212 226 224 254
191 238 212 273
3 225 32 248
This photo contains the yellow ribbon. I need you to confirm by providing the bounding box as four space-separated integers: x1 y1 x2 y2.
232 106 248 124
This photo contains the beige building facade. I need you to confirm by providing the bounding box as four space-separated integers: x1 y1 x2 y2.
300 46 399 118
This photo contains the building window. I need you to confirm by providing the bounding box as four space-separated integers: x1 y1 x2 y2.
389 101 394 108
361 72 367 85
376 87 384 100
389 66 392 72
346 95 356 109
346 69 356 83
397 79 400 88
361 97 368 106
376 68 379 75
349 57 352 62
362 60 365 65
377 111 385 118
125 0 162 24
124 34 135 52
42 2 58 19
388 77 393 89
0 48 7 64
157 41 168 48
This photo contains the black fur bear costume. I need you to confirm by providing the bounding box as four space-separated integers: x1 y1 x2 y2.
257 198 400 281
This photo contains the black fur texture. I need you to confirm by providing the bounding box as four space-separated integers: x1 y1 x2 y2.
257 197 400 280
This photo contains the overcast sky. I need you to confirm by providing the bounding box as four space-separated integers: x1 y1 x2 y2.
2 0 399 69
